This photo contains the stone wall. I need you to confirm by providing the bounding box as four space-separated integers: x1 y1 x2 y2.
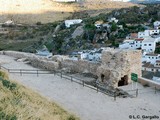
0 50 142 89
0 51 59 70
97 48 142 88
61 59 100 75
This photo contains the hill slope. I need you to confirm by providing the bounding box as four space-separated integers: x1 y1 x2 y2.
0 70 78 120
0 0 137 24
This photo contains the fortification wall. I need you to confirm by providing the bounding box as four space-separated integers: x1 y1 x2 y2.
0 51 59 70
97 49 142 88
61 59 100 75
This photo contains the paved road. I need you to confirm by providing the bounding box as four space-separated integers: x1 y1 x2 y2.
0 55 160 120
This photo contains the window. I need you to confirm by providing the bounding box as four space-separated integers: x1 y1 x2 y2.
152 69 154 71
149 44 151 46
149 57 150 58
152 57 154 59
156 57 158 59
144 44 147 46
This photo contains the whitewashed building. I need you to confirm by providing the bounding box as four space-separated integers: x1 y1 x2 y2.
141 37 156 53
108 17 119 23
119 38 144 49
138 30 160 38
154 21 160 29
142 53 160 64
65 19 82 28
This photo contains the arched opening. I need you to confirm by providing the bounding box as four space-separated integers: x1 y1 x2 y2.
118 75 128 87
101 74 105 82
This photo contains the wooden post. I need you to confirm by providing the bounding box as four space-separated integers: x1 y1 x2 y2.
37 70 39 77
61 71 62 78
97 85 98 92
136 89 138 97
155 86 157 94
20 69 22 76
114 91 116 101
71 76 73 82
83 81 84 87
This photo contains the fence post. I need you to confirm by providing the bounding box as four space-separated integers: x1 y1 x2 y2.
61 71 62 78
83 81 84 87
20 69 22 76
114 91 116 101
97 85 98 92
37 70 39 77
71 76 73 82
54 71 55 76
136 89 138 97
155 86 157 94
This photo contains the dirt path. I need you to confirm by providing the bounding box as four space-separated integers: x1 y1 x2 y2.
0 55 160 120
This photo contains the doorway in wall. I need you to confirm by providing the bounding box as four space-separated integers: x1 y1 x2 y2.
101 74 105 82
118 75 128 87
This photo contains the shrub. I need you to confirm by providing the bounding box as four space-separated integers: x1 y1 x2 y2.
2 79 10 88
9 83 17 90
36 22 42 25
67 115 76 120
0 112 17 120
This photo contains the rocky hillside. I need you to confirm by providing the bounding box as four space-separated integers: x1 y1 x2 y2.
0 0 137 24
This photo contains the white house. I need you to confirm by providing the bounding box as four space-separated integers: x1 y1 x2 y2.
142 64 160 72
108 17 119 23
65 19 82 28
4 20 15 26
138 30 160 38
119 40 135 49
154 21 160 28
142 53 160 64
142 37 156 53
119 38 143 49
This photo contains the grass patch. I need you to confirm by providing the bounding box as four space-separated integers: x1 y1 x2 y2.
0 70 79 120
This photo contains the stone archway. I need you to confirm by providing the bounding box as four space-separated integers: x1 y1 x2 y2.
118 75 128 87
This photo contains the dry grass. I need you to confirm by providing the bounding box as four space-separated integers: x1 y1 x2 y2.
0 0 139 24
0 70 79 120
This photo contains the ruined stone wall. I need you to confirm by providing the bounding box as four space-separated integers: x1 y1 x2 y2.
0 50 142 89
61 59 100 75
0 51 59 70
97 48 142 88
